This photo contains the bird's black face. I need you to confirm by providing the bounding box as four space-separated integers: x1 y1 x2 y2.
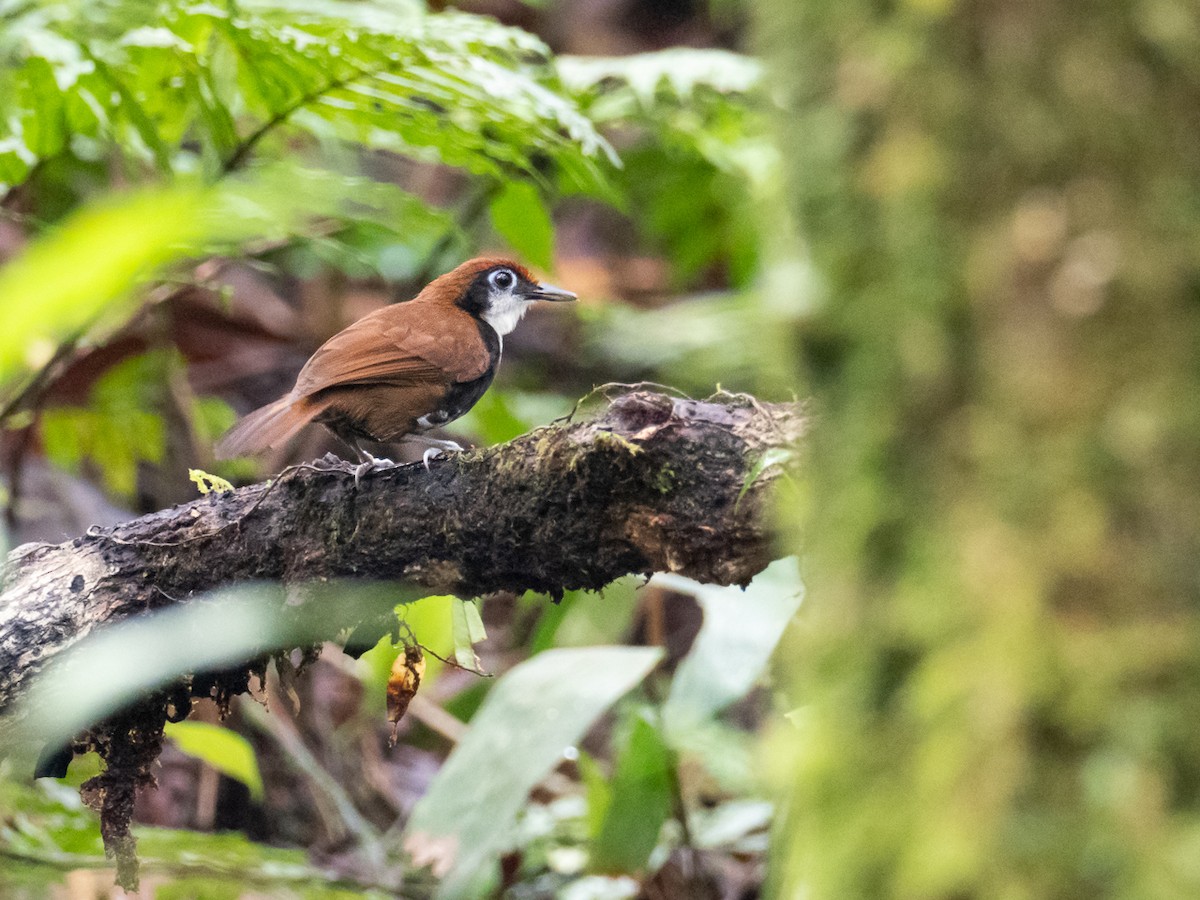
459 265 576 336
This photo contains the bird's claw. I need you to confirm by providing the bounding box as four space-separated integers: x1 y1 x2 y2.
419 439 464 472
352 453 397 487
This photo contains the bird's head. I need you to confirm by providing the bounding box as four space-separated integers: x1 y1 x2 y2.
421 257 576 336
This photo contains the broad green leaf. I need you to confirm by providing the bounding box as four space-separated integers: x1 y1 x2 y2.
405 646 663 898
163 721 264 800
450 597 487 672
589 712 672 875
489 181 554 270
400 595 456 684
661 557 804 738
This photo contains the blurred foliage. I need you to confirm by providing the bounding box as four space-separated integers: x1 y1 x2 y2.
5 558 799 895
0 767 388 899
0 0 786 896
587 709 673 875
405 646 664 896
761 0 1200 897
0 0 613 195
561 48 768 287
41 353 167 495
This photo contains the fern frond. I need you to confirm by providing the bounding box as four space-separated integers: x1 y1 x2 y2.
0 0 616 195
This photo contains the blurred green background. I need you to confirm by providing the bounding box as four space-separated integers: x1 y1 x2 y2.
1 0 1197 896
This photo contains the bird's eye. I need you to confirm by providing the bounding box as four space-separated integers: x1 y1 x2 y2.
490 269 516 290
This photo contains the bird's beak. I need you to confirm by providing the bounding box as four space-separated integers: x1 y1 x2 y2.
528 281 577 302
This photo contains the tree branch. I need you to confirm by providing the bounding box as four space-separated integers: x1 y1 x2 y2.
0 389 802 714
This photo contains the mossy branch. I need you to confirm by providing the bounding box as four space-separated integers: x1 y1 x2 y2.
0 388 802 888
1 388 801 710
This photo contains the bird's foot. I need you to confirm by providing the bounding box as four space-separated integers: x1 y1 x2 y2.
352 451 398 487
421 447 444 471
411 438 465 472
309 452 344 472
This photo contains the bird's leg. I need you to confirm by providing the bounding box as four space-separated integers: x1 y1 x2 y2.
401 435 466 472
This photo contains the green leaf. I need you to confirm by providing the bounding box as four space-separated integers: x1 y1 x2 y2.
0 164 455 399
163 721 264 801
489 181 554 269
661 557 804 738
450 597 488 672
533 578 642 652
404 646 664 898
589 712 673 874
0 775 377 896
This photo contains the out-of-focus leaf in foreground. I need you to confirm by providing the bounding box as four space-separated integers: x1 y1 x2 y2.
0 165 456 394
0 187 204 385
404 646 664 898
15 582 422 751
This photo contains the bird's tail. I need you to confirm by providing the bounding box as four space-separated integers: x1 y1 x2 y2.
215 394 322 459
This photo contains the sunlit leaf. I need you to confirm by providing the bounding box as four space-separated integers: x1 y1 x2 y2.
0 187 204 385
405 646 663 898
164 721 264 800
0 0 616 193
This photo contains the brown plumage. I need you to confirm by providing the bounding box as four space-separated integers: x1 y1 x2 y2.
216 256 575 462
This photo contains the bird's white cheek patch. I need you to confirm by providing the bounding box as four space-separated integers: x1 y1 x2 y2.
482 292 529 336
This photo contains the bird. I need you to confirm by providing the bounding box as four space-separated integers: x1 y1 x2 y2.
215 256 576 475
